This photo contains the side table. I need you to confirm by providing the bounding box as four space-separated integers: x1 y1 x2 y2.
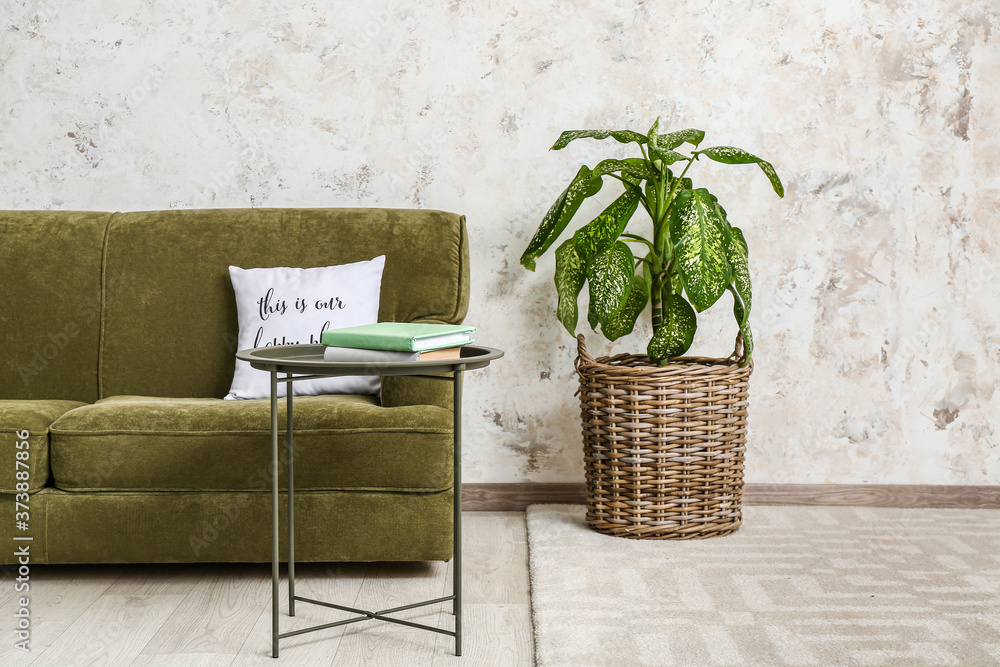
236 343 503 658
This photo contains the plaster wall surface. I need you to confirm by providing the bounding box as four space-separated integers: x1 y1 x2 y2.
2 0 998 484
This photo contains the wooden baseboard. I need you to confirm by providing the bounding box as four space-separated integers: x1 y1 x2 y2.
743 483 1000 508
463 483 586 511
462 482 1000 511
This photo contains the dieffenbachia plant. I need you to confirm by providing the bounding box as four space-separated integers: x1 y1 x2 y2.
520 119 783 366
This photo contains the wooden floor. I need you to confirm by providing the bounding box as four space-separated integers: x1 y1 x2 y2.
0 512 533 666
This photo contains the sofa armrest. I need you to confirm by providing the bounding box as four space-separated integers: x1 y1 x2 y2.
379 375 454 411
0 400 86 493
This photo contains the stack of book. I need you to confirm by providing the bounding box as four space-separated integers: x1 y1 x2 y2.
320 322 476 362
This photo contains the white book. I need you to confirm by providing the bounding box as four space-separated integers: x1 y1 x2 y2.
323 346 420 363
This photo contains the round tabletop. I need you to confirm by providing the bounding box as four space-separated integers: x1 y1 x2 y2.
236 344 504 377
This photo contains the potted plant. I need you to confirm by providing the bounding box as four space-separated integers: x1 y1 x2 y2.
521 119 784 539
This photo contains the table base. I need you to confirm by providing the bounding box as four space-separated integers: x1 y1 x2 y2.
277 593 458 642
269 369 464 659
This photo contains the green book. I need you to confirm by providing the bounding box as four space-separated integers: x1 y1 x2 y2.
321 322 477 352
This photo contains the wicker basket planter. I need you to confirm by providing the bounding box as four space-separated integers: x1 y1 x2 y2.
576 333 752 540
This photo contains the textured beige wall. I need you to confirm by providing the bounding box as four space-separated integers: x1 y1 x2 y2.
3 1 998 484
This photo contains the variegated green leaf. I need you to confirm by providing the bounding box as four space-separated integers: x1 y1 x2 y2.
660 128 705 150
586 241 634 325
573 187 641 262
646 117 660 148
520 165 603 270
695 146 784 198
731 285 746 324
728 286 754 366
550 129 647 150
647 294 697 362
649 146 688 166
601 274 649 341
757 160 784 198
662 176 691 215
620 158 649 188
669 188 733 312
731 224 748 254
644 179 658 216
591 158 658 183
727 226 751 326
740 324 753 366
715 199 729 222
554 238 587 334
695 145 762 163
668 266 683 295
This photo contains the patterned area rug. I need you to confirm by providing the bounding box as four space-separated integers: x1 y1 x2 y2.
527 504 1000 666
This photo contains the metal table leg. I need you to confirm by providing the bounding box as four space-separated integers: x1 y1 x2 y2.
270 371 280 659
453 370 464 657
287 375 295 617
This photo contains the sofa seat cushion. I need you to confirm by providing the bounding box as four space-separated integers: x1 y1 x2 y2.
48 395 453 492
0 400 86 492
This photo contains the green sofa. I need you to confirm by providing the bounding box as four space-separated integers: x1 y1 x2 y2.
0 208 468 564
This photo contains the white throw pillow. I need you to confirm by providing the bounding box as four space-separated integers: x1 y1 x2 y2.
225 256 385 400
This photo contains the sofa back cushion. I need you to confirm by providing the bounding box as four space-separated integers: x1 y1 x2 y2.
0 212 110 402
99 208 469 398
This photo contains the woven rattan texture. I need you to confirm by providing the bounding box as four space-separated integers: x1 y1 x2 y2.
576 334 752 539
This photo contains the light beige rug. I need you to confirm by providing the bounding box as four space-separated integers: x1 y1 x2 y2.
527 504 1000 666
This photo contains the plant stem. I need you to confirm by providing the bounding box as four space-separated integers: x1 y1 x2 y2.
654 158 695 266
661 157 695 221
621 233 655 251
637 193 652 218
651 289 663 329
649 254 664 329
654 162 670 259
